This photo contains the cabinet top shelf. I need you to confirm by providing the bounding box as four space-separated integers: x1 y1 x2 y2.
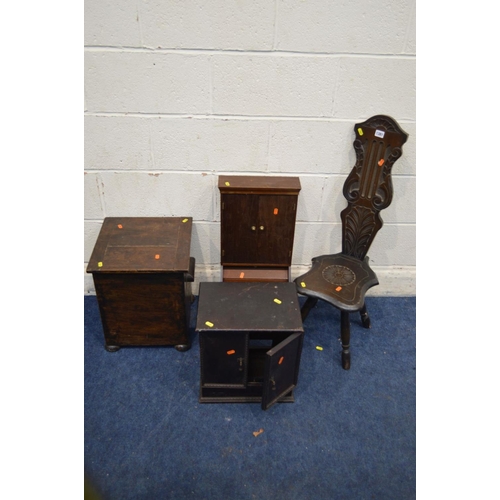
218 175 301 195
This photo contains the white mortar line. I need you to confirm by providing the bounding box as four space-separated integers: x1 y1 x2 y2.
403 0 416 53
84 219 415 228
97 173 106 218
330 57 342 117
136 0 144 47
208 55 214 114
294 221 416 226
147 119 156 168
318 176 328 222
83 169 415 179
272 0 279 51
84 46 416 60
265 121 273 173
83 111 416 124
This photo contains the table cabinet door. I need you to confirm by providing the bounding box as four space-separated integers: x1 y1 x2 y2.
220 194 258 265
221 193 297 266
256 195 297 266
261 332 304 410
200 331 248 388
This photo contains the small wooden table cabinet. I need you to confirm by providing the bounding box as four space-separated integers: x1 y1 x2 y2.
196 282 304 410
218 175 301 282
86 217 195 352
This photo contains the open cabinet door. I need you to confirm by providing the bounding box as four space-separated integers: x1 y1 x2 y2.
261 332 304 410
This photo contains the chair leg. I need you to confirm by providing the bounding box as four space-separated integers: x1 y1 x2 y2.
340 311 351 370
301 297 318 321
360 304 371 329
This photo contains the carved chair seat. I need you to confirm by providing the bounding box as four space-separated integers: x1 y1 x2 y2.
296 253 378 312
294 115 409 370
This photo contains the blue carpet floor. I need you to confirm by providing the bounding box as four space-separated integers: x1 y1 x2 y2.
85 295 416 500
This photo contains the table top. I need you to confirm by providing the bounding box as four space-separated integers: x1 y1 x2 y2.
87 217 192 273
196 282 303 333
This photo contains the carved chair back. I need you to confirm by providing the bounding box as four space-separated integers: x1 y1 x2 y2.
341 115 408 261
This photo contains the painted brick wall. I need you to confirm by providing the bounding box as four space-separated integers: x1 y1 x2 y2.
84 0 416 295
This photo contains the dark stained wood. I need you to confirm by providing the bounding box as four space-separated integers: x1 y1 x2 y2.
220 194 297 266
261 332 303 410
87 217 193 273
296 254 379 312
219 175 300 281
218 175 301 195
340 311 351 370
341 116 408 260
223 267 289 282
257 195 297 265
86 217 195 351
360 304 371 329
294 115 408 370
199 330 249 388
92 273 189 348
220 194 259 265
196 282 304 410
196 282 303 333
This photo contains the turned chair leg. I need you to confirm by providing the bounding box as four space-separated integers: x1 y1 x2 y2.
360 304 371 329
340 311 351 370
301 297 318 321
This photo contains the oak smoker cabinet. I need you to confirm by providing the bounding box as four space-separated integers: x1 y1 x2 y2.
218 175 301 282
86 217 195 352
196 282 304 411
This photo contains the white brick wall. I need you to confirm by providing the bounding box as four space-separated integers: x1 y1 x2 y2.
84 0 416 296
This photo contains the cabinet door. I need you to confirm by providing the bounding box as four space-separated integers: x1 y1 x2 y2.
221 194 258 265
200 331 248 388
257 195 297 266
261 332 304 410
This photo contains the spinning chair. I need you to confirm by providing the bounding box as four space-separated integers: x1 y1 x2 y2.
294 115 408 370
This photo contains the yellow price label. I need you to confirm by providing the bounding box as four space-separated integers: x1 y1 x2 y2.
300 282 306 288
274 298 282 305
98 262 103 268
182 218 188 223
205 321 214 327
358 128 363 136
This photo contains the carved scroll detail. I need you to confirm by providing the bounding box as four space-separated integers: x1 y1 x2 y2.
340 115 408 260
342 206 379 260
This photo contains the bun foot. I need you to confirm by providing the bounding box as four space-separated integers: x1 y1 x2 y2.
105 345 120 352
175 344 191 352
341 351 351 370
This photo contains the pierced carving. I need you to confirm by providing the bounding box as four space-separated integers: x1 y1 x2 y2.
322 265 356 286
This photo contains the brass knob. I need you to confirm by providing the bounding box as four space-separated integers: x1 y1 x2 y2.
251 226 256 231
260 226 265 231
